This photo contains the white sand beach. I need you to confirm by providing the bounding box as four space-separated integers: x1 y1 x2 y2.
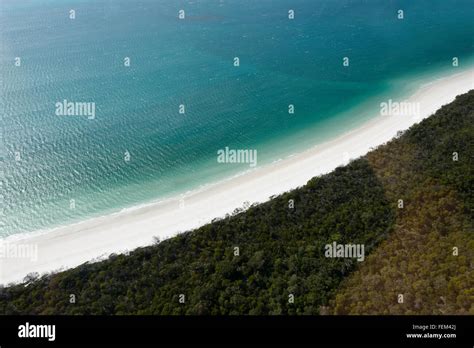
1 68 472 285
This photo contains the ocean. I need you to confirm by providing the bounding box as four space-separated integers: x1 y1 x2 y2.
1 0 473 237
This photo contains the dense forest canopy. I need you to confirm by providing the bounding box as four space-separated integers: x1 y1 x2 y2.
1 91 472 315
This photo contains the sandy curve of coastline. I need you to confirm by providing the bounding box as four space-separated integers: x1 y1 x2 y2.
1 69 473 285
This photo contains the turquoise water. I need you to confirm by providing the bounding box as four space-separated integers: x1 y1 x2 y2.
1 0 473 237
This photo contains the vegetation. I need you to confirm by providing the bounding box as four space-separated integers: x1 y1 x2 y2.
1 91 472 315
331 91 474 314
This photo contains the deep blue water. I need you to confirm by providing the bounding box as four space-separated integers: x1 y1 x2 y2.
1 0 473 236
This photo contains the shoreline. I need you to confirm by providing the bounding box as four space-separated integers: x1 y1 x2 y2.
1 68 473 285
